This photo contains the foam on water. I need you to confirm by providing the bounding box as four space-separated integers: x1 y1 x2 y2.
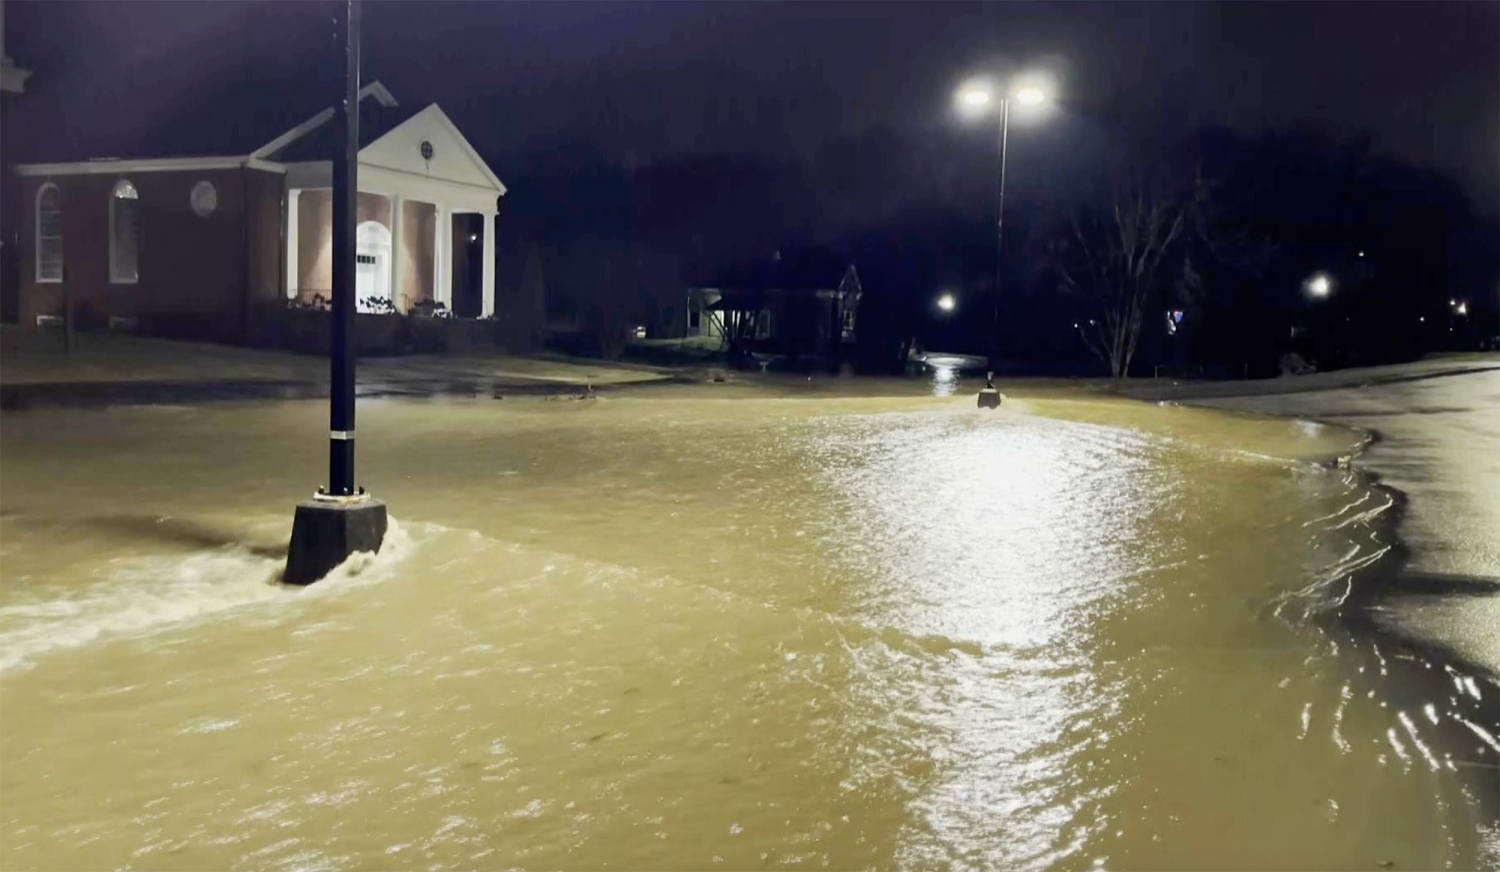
0 518 416 673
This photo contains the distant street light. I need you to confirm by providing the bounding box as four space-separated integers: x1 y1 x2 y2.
1306 272 1333 299
936 292 957 313
955 73 1054 366
1446 298 1471 345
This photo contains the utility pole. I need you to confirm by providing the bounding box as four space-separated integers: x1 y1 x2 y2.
284 0 386 585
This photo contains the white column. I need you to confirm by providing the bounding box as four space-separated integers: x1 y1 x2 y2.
285 188 300 299
480 212 495 318
433 204 446 307
389 194 404 311
445 210 466 312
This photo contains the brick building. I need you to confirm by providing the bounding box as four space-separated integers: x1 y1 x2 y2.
11 81 506 341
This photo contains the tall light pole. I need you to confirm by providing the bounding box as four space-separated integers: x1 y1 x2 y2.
284 0 386 585
329 0 361 499
956 78 1050 368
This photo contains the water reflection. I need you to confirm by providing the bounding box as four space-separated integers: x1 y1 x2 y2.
807 412 1158 866
930 365 958 397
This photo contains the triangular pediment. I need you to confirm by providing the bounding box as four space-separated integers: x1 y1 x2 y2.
358 104 505 193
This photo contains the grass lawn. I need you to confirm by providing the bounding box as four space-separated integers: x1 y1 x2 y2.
0 327 320 385
0 327 673 388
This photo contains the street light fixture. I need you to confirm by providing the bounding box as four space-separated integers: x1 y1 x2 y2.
957 88 992 110
1306 272 1333 299
1014 87 1047 106
936 292 956 313
955 74 1054 366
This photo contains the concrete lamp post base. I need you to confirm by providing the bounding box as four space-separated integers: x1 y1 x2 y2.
977 370 1001 409
284 492 387 585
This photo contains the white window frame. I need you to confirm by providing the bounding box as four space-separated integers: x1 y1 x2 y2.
34 183 63 283
109 178 140 285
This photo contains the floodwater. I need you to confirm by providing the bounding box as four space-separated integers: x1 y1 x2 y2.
1 387 1496 870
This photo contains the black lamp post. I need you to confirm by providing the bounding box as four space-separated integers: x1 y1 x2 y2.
328 0 360 498
284 0 386 585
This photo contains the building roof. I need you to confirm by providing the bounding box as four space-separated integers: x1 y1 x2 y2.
13 80 503 195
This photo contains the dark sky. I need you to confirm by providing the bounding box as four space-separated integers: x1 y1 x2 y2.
7 0 1498 213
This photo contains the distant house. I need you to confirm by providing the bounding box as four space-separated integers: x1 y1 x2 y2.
685 253 861 359
10 81 506 341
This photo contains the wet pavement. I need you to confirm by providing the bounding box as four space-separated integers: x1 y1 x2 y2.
1156 359 1500 677
0 374 696 410
0 328 677 411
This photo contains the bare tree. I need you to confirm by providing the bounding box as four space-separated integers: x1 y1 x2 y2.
720 302 767 365
1053 172 1189 379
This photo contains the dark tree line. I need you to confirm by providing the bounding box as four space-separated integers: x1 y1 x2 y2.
1028 124 1497 377
499 121 1496 373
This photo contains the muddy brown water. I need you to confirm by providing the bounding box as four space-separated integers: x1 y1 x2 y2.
1 389 1496 870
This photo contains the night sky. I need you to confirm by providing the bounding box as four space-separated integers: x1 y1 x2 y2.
6 0 1497 219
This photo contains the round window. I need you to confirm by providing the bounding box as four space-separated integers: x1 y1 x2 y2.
420 140 434 161
189 180 218 217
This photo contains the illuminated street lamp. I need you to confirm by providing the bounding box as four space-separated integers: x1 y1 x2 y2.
958 88 992 110
955 73 1054 363
1305 272 1333 299
936 292 957 313
1014 87 1047 106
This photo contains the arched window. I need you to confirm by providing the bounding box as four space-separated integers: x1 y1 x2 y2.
109 179 139 284
34 183 63 283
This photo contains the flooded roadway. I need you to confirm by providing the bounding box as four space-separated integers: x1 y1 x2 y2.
1 388 1496 869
